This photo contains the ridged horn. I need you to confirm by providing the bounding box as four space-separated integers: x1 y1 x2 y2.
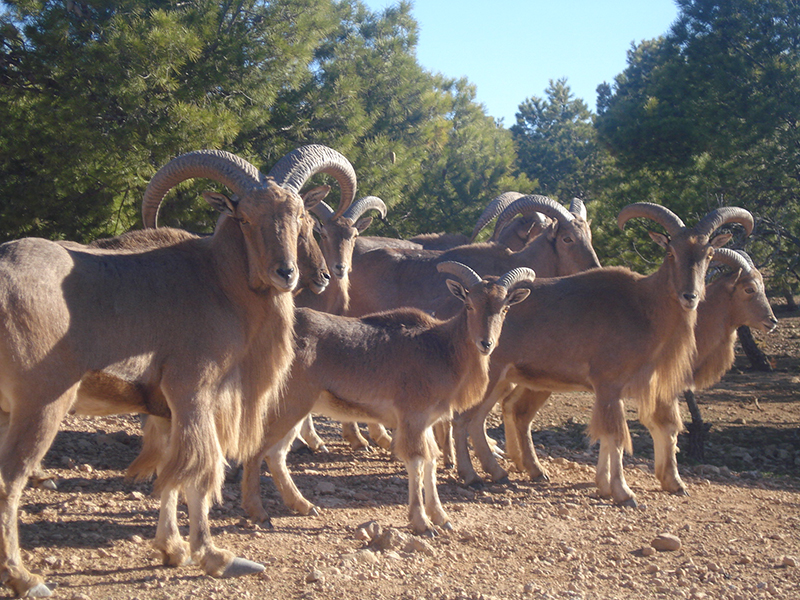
493 195 574 237
343 196 387 222
490 211 546 242
309 200 336 223
470 192 525 241
712 248 754 273
497 267 537 290
693 207 754 238
617 202 686 236
267 144 357 218
142 150 266 228
436 261 483 288
570 198 587 220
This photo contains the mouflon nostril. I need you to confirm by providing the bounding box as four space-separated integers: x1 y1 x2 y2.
277 266 295 280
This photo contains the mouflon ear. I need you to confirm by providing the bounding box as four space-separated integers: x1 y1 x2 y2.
505 288 531 307
203 191 236 216
446 279 469 303
648 230 669 250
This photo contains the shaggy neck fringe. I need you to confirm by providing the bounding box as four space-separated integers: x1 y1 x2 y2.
693 330 736 391
631 280 698 427
446 315 491 413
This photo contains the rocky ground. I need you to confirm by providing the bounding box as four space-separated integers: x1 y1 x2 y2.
12 303 800 600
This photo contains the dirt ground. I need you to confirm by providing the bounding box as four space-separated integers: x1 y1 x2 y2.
14 301 800 600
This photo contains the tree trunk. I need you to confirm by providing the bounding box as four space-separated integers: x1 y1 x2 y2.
785 291 798 312
683 389 709 462
737 325 772 371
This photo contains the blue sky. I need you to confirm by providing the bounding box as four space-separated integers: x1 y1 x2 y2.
359 0 680 125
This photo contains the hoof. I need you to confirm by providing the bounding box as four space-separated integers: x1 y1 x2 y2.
291 445 314 456
221 557 265 579
466 479 485 490
494 475 511 485
307 506 320 517
421 528 438 538
33 478 58 491
24 582 55 597
254 517 274 529
533 472 550 483
619 497 638 508
441 521 454 532
672 487 689 497
317 445 329 453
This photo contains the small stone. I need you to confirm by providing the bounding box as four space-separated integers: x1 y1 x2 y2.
781 555 797 567
404 537 434 556
354 528 371 542
43 556 61 567
130 535 144 544
642 546 656 557
646 564 660 574
316 481 336 495
128 491 145 501
737 555 752 565
651 533 682 552
305 569 324 583
370 527 407 551
354 549 378 565
78 464 93 474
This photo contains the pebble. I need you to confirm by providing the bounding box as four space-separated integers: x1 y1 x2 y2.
315 481 336 495
781 555 797 567
305 569 324 583
370 528 408 551
642 546 656 557
404 537 434 556
651 533 682 552
341 549 379 566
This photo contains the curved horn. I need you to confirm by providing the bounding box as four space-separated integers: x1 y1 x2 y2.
342 196 387 222
490 211 547 242
267 144 357 218
470 192 525 241
436 261 483 288
693 207 754 239
617 202 686 236
497 267 537 290
712 248 754 273
494 195 574 237
309 200 336 223
142 150 265 228
570 198 588 220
